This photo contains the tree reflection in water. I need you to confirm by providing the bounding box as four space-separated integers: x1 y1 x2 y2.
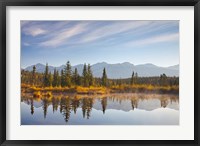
21 93 179 123
160 98 169 108
101 97 107 114
71 96 80 114
82 97 94 119
30 99 34 115
52 97 60 113
42 97 50 119
60 97 71 122
131 98 138 110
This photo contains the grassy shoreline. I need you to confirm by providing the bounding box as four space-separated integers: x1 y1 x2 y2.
21 83 179 96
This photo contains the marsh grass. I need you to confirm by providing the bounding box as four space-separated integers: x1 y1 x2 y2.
22 83 178 95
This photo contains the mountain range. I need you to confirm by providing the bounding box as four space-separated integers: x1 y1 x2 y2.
23 62 179 79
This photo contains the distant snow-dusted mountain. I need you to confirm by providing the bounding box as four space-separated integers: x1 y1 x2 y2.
167 65 179 70
23 62 179 78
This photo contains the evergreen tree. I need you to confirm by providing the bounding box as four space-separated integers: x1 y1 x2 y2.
159 73 167 86
32 65 36 86
52 68 59 87
135 72 138 84
48 71 53 87
57 70 61 87
72 68 80 86
87 64 93 86
82 63 89 87
64 61 72 87
102 68 108 87
61 69 65 87
44 63 49 87
131 71 134 85
52 69 56 87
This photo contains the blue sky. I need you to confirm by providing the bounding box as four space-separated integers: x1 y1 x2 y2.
21 20 179 68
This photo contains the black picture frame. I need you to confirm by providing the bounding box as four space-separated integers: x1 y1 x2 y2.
0 0 199 146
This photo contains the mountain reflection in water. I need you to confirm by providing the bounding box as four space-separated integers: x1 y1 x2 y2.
21 93 179 125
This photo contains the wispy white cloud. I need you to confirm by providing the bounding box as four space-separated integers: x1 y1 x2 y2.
39 23 88 47
28 28 47 37
126 33 179 47
80 21 151 43
21 21 49 37
21 20 179 49
22 26 47 37
21 20 179 68
23 42 30 46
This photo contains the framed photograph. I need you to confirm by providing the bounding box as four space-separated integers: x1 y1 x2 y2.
0 0 199 145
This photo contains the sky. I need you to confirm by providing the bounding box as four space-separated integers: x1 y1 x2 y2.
21 20 179 68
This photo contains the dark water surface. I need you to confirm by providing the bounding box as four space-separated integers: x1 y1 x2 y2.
21 93 179 125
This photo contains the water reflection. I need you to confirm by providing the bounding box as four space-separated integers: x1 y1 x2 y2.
30 99 34 115
21 93 179 124
101 97 107 114
60 97 71 122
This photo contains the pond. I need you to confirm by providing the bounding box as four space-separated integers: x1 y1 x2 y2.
21 93 179 125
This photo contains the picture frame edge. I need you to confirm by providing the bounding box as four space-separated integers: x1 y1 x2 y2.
0 0 199 145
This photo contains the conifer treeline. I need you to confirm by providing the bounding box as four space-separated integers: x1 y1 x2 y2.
21 61 179 87
28 61 110 87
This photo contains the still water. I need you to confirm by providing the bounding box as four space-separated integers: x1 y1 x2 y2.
21 93 179 125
